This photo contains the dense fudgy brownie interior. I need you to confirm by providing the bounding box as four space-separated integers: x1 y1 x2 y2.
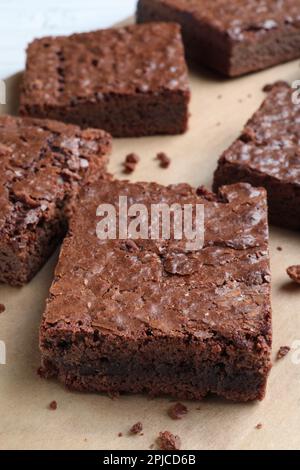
0 116 111 285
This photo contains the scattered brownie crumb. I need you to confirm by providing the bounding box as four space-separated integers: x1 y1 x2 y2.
48 400 57 410
129 422 143 435
287 265 300 284
0 304 5 314
168 402 188 420
196 406 201 410
157 431 181 450
247 94 252 98
277 246 283 251
125 153 140 164
238 98 243 103
156 152 171 169
122 153 140 174
123 161 136 174
149 443 154 449
216 122 221 127
217 94 222 99
118 432 123 437
276 346 291 360
255 423 263 430
263 81 289 92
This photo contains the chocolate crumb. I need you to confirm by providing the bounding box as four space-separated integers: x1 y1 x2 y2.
49 400 57 410
255 423 263 430
123 161 136 174
263 81 289 92
122 153 140 174
168 402 188 420
118 432 123 437
130 422 143 435
157 431 181 450
287 265 300 284
156 152 171 169
277 246 283 251
0 304 5 314
276 346 291 360
149 443 154 449
125 153 140 164
217 94 222 99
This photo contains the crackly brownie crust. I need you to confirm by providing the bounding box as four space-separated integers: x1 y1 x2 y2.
40 180 272 402
20 23 190 137
137 0 300 77
213 82 300 230
0 115 111 286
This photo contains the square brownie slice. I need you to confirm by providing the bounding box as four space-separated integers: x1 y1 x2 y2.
20 23 190 137
137 0 300 77
214 82 300 230
0 115 111 286
40 180 272 402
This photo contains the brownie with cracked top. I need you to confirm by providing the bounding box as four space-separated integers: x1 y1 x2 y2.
214 82 300 230
137 0 300 77
20 23 190 137
40 180 272 402
0 115 111 286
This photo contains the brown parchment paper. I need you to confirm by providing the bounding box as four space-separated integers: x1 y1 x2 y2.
1 19 300 451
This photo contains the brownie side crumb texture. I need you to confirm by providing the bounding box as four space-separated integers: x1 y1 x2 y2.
213 82 300 231
40 180 272 402
137 0 300 77
157 431 181 450
276 346 291 360
287 266 300 284
0 115 111 286
20 23 190 138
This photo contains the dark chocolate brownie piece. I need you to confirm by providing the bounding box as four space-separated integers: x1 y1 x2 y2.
213 82 300 230
40 180 272 402
0 115 111 286
20 23 190 137
137 0 300 77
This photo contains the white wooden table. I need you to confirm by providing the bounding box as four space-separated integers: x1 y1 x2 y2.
0 0 136 79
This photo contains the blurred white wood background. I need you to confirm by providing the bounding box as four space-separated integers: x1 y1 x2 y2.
0 0 137 78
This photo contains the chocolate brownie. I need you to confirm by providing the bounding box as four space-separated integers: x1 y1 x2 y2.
137 0 300 77
20 23 190 137
40 180 272 402
0 115 111 286
213 82 300 230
